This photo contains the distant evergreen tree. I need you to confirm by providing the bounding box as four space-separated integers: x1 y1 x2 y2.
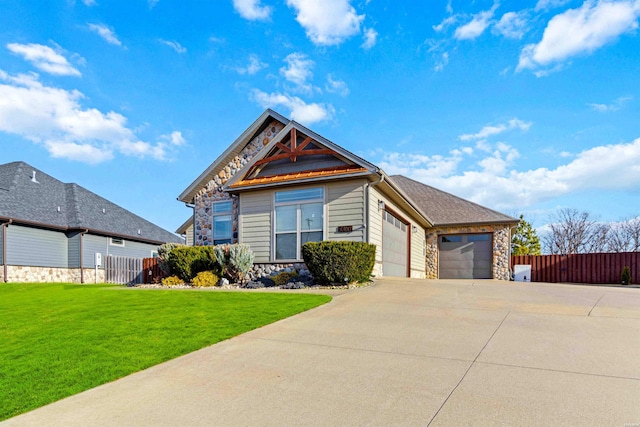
512 215 541 255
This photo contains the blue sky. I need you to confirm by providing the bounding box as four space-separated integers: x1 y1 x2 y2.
1 0 639 233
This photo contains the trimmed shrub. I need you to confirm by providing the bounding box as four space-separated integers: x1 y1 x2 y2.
165 246 217 282
271 271 299 287
213 244 255 284
192 271 219 287
302 241 376 285
161 275 184 287
157 242 182 275
621 266 632 285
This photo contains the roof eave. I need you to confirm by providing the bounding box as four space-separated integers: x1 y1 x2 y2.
226 171 375 193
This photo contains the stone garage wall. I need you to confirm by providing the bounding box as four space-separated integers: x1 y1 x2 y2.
425 224 512 280
193 120 284 246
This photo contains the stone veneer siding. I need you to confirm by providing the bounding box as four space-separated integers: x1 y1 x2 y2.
1 266 105 283
425 224 512 280
193 120 284 246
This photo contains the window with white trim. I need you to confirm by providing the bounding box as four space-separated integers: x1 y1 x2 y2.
110 237 125 247
212 200 233 245
274 188 324 260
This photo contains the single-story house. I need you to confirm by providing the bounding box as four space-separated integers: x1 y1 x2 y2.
0 161 184 283
178 110 518 280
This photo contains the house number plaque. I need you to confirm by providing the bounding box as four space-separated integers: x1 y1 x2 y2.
337 225 353 233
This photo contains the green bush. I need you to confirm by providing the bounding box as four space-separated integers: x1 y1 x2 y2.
161 275 184 287
192 271 219 287
157 242 183 275
302 241 376 285
214 244 255 284
271 271 299 286
621 266 632 285
165 246 218 282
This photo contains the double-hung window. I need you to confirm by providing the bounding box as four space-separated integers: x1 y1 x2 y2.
212 201 233 245
274 188 324 260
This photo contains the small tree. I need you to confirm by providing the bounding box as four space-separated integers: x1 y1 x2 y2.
621 266 632 285
511 215 541 255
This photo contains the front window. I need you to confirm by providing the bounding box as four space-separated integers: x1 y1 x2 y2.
212 201 233 245
274 188 324 260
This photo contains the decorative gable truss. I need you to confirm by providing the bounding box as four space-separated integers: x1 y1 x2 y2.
226 123 374 190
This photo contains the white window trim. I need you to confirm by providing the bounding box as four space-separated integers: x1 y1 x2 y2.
212 200 233 245
109 237 125 247
272 187 326 262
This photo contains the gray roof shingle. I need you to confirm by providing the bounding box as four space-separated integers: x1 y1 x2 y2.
389 175 518 226
0 161 183 244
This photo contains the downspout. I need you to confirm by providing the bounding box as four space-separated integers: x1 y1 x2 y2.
365 172 385 243
2 219 12 283
185 202 195 246
79 229 88 284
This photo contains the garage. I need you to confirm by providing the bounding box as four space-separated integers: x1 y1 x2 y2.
438 233 492 279
382 210 408 277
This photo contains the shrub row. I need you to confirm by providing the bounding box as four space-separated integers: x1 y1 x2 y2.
159 244 253 284
302 241 376 285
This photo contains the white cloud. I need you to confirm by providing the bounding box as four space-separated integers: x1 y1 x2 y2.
286 0 364 45
377 137 640 211
535 0 571 11
0 70 179 164
6 43 81 77
233 0 272 20
459 118 532 141
251 89 334 124
325 74 349 96
361 28 378 49
236 54 267 75
159 39 186 53
433 15 458 32
518 0 640 72
82 0 97 6
148 0 159 8
493 11 528 39
434 52 449 72
88 23 123 46
280 53 314 92
588 95 632 112
162 131 186 146
454 2 499 40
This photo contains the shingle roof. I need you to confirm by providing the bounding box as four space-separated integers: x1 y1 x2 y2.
0 161 183 244
389 175 518 227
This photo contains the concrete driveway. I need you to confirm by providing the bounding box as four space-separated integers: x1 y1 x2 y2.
4 279 640 426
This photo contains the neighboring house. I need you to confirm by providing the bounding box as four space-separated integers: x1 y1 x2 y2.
176 217 194 246
0 161 184 283
178 110 518 280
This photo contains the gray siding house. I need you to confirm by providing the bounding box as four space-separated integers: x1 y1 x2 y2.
178 110 518 280
0 161 183 283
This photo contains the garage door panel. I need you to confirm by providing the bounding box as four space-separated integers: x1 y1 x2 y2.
382 211 408 277
439 234 492 279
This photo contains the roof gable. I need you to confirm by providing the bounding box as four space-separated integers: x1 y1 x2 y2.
178 109 289 202
389 175 518 226
0 161 183 244
225 121 376 190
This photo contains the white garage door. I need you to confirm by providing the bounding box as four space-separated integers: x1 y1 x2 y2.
382 210 408 277
438 234 492 279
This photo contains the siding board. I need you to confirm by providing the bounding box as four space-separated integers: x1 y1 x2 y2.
240 190 272 262
6 225 67 267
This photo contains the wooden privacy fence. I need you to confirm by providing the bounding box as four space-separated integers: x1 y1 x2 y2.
511 252 640 284
105 256 144 285
142 257 164 284
105 256 163 285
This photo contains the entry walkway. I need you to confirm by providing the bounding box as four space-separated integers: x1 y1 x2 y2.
4 279 640 426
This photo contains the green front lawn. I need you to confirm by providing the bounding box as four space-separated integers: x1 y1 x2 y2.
0 283 331 421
